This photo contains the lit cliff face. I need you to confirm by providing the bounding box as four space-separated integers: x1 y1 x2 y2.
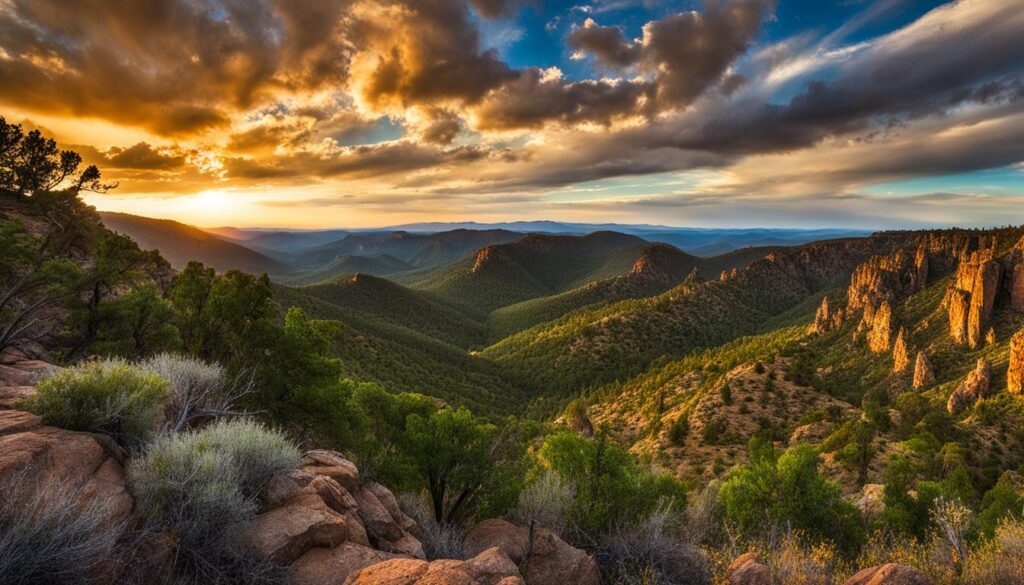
1 0 1023 228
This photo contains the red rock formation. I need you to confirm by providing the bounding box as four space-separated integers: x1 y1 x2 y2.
913 352 935 389
867 301 895 353
343 548 525 585
843 563 931 585
946 288 971 345
464 519 600 585
947 358 992 415
809 296 843 335
892 328 910 373
967 260 1002 348
1012 263 1024 313
1009 329 1024 396
728 552 771 585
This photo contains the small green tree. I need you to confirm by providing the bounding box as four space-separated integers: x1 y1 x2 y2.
719 442 863 553
403 406 497 524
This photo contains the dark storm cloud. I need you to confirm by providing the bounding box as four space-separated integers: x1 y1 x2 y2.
472 69 649 130
567 21 641 68
567 0 775 108
671 1 1024 155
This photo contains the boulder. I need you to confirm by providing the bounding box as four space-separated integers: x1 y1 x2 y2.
0 413 132 525
231 492 350 564
947 358 991 415
365 480 418 534
300 450 360 492
343 547 524 585
0 360 60 387
728 552 771 585
464 519 600 585
843 563 931 585
355 486 405 544
912 352 935 390
1009 329 1024 396
290 542 400 585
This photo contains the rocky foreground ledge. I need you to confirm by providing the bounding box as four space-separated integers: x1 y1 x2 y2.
0 358 600 585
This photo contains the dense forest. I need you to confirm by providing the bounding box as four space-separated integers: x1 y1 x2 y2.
2 119 1023 585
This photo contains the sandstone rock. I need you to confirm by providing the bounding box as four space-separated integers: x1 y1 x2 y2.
1011 263 1024 312
343 547 524 585
464 519 600 585
232 492 350 564
289 542 399 585
843 563 931 585
947 358 992 415
0 360 60 387
867 302 894 353
0 385 35 409
967 260 1002 349
356 486 405 544
809 296 843 335
300 450 360 492
0 416 133 525
728 552 771 585
912 352 935 390
379 532 426 560
1009 329 1024 396
946 288 971 345
985 327 996 346
892 328 910 373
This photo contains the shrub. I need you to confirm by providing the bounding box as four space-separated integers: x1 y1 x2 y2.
963 516 1024 585
667 416 689 446
507 469 576 536
0 468 125 585
718 443 864 554
129 420 299 543
22 358 168 446
398 493 466 561
596 502 712 585
141 353 253 432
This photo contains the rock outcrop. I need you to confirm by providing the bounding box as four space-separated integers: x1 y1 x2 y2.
230 451 426 585
945 288 971 345
867 301 895 353
0 360 131 521
1009 329 1024 396
843 563 931 585
947 358 992 415
809 296 843 335
343 547 525 585
1012 263 1024 312
892 328 910 373
727 552 771 585
912 352 935 390
967 260 1002 348
464 519 600 585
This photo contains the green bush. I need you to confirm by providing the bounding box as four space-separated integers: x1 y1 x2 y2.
719 443 864 554
129 420 299 543
536 432 687 539
22 359 168 446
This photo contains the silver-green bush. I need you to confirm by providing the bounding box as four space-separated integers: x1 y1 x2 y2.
0 469 125 585
141 353 254 433
22 358 168 447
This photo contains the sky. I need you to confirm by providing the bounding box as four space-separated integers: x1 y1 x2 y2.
1 0 1022 229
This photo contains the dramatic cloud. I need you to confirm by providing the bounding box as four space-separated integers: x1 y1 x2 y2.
0 0 1021 228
